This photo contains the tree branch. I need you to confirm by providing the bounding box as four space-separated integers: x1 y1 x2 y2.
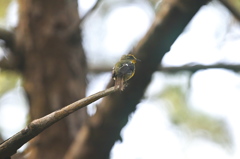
65 0 211 158
0 28 23 71
80 0 102 24
0 56 19 71
61 0 102 42
219 0 240 21
61 0 102 40
89 63 240 73
0 86 118 158
160 63 240 72
0 28 14 49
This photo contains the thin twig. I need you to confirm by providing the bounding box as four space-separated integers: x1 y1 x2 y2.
61 0 102 40
80 0 102 24
0 86 118 158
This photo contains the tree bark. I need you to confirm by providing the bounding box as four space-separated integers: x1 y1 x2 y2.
15 0 87 158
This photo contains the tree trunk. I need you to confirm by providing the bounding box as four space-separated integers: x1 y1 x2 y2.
15 0 87 158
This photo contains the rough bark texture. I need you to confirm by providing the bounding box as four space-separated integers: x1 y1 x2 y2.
64 0 210 158
15 0 87 158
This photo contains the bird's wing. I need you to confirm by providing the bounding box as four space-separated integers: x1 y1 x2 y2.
118 63 134 76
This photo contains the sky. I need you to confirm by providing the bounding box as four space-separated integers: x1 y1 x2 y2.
1 0 240 159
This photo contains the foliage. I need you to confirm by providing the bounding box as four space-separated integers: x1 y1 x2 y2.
229 0 240 11
159 84 232 149
0 70 21 96
0 0 12 19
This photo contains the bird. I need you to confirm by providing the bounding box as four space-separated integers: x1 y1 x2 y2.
112 54 140 91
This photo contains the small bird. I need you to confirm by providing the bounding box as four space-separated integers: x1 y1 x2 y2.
112 54 140 91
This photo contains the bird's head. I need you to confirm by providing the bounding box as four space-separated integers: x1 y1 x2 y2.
121 54 141 64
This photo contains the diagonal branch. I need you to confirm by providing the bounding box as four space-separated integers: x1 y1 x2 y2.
0 57 15 70
219 0 240 21
61 0 102 40
0 28 24 71
80 0 102 24
0 51 25 71
0 56 19 71
64 0 211 158
0 86 119 158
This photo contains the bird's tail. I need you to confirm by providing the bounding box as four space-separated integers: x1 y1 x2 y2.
115 77 125 91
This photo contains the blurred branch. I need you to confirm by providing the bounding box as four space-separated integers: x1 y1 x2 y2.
65 0 211 158
62 0 102 40
0 86 118 158
0 55 22 71
0 52 24 71
219 0 240 21
161 63 240 72
89 63 240 73
0 135 3 144
88 65 112 73
80 0 102 23
0 57 15 70
0 28 14 49
0 28 22 71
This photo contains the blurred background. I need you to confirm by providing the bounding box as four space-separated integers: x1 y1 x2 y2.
1 0 240 158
